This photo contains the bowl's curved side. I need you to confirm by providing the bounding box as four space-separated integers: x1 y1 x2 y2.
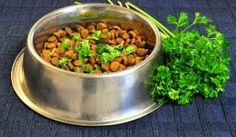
12 50 162 126
22 4 161 123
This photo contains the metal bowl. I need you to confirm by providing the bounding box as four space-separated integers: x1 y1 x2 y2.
12 3 161 126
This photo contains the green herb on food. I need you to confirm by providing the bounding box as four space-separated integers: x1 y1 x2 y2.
122 45 137 55
82 64 94 73
73 45 80 53
72 33 80 42
96 43 107 55
100 45 121 64
61 39 70 50
88 30 101 41
59 57 71 68
78 40 90 60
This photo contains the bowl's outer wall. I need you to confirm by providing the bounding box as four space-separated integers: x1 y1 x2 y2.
23 4 161 122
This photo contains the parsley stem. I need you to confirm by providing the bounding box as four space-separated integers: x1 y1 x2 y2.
117 1 123 7
126 2 175 38
107 0 114 5
125 2 130 9
73 1 81 5
182 22 196 32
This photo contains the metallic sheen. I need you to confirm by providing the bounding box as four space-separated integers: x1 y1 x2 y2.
11 3 162 126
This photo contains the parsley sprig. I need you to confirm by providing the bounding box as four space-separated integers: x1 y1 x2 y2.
150 12 230 105
106 0 231 105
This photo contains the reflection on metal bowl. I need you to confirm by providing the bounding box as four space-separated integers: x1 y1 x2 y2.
12 3 161 126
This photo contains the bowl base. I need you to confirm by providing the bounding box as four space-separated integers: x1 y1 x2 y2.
11 49 162 126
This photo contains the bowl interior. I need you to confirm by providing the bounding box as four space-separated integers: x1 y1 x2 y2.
29 4 159 76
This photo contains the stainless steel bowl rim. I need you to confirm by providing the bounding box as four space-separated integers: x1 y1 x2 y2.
27 3 161 78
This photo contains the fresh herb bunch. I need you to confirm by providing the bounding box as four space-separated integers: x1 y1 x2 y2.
150 12 230 105
106 0 231 105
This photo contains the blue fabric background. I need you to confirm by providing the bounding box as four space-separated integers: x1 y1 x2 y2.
0 0 236 137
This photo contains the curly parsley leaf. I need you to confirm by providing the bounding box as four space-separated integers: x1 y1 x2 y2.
78 40 90 60
59 57 71 68
61 39 70 50
88 30 101 41
150 12 231 105
122 45 137 55
72 33 80 42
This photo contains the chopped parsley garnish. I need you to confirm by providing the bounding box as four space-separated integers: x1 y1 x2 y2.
78 40 90 60
72 33 80 42
122 45 137 55
59 57 71 68
88 30 101 41
61 39 70 50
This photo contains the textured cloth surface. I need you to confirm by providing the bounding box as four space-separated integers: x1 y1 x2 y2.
0 0 236 137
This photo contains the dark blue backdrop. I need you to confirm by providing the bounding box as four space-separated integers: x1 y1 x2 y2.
0 0 236 137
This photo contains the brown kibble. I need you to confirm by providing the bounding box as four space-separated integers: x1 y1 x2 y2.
134 39 143 48
93 69 102 74
114 31 119 38
119 64 126 71
77 25 84 32
101 64 110 72
71 53 77 60
73 60 83 67
44 42 48 48
127 55 135 66
118 30 126 37
43 56 51 63
80 29 89 39
67 62 74 70
53 32 60 38
110 61 120 72
136 48 148 56
130 38 135 44
113 26 121 30
48 36 57 42
42 49 50 57
90 44 97 51
133 30 140 36
109 31 115 39
122 55 128 65
122 33 129 40
53 29 66 38
89 40 96 45
128 30 137 38
65 50 74 58
96 22 107 30
74 67 84 73
89 56 96 65
102 28 109 33
115 56 123 63
47 43 56 49
96 58 101 65
108 39 116 45
88 25 96 34
141 41 146 47
49 52 60 58
65 27 73 35
51 57 59 66
125 38 130 44
135 56 142 64
55 47 64 55
69 40 75 48
116 38 124 44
